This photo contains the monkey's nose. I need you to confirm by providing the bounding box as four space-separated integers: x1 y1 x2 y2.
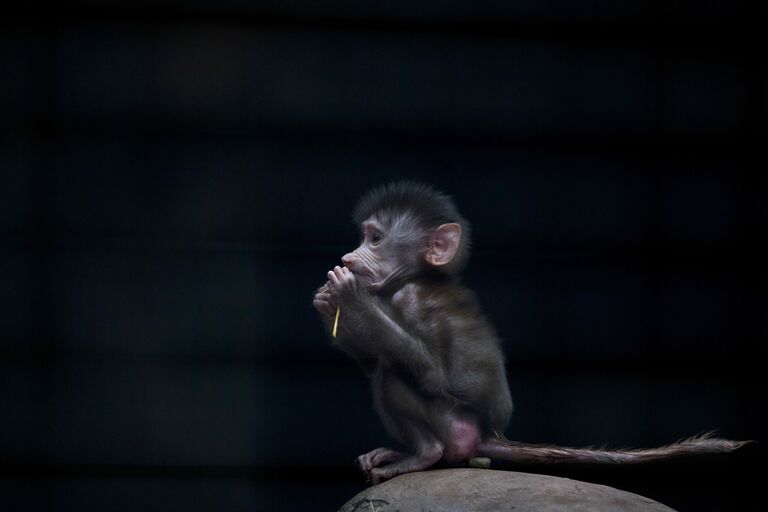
341 253 355 267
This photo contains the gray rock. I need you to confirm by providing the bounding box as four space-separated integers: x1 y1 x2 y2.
338 469 676 512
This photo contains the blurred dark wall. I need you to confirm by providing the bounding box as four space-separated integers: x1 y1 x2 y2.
1 2 765 511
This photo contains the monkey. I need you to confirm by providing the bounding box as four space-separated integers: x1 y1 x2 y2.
312 182 747 484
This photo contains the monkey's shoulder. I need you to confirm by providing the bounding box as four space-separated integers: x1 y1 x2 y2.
390 281 491 340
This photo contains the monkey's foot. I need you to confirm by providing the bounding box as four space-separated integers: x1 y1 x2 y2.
369 444 444 485
357 447 405 474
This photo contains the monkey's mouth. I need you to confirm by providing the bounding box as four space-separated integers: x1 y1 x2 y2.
346 267 374 279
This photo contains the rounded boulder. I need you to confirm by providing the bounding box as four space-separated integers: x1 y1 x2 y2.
338 469 676 512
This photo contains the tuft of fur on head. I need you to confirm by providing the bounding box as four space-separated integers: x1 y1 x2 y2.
353 182 472 275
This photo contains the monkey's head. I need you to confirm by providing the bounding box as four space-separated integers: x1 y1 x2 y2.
342 182 471 293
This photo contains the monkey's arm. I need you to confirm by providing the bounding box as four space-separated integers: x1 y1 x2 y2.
313 282 378 372
328 267 445 392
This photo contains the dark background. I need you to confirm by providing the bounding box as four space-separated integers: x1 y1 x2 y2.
1 2 766 511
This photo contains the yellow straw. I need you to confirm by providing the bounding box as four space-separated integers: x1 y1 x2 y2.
332 306 341 338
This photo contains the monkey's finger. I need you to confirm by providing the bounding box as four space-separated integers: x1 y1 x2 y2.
318 291 336 302
327 270 340 286
337 267 355 286
315 292 336 307
313 298 335 317
333 266 346 280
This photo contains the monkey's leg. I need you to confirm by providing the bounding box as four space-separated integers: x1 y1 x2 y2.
357 447 406 473
366 371 451 483
440 414 481 464
370 440 444 484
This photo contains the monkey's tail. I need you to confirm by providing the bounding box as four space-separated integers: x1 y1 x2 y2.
476 431 750 464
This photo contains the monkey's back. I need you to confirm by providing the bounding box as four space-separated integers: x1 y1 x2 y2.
393 280 513 434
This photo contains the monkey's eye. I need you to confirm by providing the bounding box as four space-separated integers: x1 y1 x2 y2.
372 233 382 244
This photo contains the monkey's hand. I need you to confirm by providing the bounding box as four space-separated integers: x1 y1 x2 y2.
327 266 360 305
312 282 337 319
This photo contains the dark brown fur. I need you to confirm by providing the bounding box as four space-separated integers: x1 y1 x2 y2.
313 182 746 484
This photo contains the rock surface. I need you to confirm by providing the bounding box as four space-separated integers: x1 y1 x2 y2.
338 469 676 512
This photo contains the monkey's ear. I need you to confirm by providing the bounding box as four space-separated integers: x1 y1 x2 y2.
425 223 461 267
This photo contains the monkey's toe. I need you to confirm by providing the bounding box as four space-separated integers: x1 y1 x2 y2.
370 468 391 485
357 454 372 473
357 447 400 474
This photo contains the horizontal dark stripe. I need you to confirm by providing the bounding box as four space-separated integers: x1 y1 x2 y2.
1 120 763 157
2 7 762 48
